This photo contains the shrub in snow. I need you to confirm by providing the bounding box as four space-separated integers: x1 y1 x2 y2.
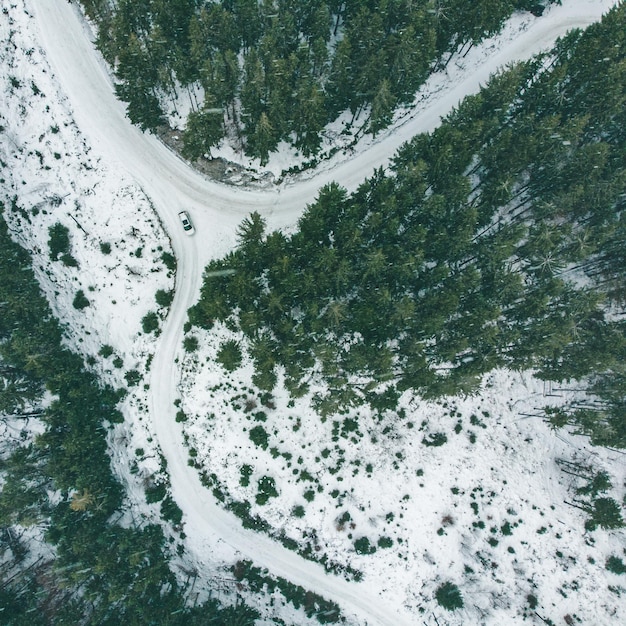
183 335 199 352
141 311 159 333
72 289 89 310
239 464 253 487
217 339 242 371
124 369 141 387
61 253 78 267
161 251 176 271
155 288 173 308
160 494 183 525
99 344 114 358
606 556 626 575
249 425 269 450
48 222 70 260
422 432 448 447
354 536 376 555
435 582 464 611
256 476 278 505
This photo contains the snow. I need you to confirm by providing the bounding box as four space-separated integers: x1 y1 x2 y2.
1 0 624 624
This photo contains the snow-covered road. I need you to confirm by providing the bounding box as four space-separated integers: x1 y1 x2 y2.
30 0 617 623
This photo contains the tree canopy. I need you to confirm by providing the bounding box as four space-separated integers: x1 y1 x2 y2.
190 4 626 445
82 0 556 159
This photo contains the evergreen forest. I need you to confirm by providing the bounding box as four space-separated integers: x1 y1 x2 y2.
0 208 257 624
79 0 552 163
189 4 626 448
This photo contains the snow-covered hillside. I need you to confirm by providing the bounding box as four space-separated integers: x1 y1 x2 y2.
2 0 625 624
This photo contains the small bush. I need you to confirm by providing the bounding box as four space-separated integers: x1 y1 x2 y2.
61 253 78 267
249 425 269 450
240 464 253 487
141 311 159 333
377 536 393 548
145 482 167 503
160 494 183 525
435 582 464 611
161 251 176 271
72 289 89 310
48 222 70 259
155 289 173 308
422 432 448 447
293 505 306 518
175 410 187 423
606 556 626 575
99 344 114 358
527 593 538 609
124 369 142 386
183 335 199 352
100 241 111 254
256 476 278 505
354 536 376 555
217 339 243 371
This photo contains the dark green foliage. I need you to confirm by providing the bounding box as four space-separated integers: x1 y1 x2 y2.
60 253 78 267
606 556 626 574
377 536 393 548
256 475 278 505
99 344 114 358
145 481 167 503
84 0 553 160
183 335 199 352
239 464 253 487
527 593 538 609
233 560 342 623
435 581 464 611
354 536 376 555
249 424 269 449
585 497 624 531
422 433 448 447
48 222 70 260
160 494 183 525
155 288 174 307
72 289 89 310
99 241 111 254
217 338 242 371
188 5 626 442
141 310 159 333
124 368 142 386
292 504 306 518
182 106 225 159
161 250 176 271
0 202 258 626
577 470 612 497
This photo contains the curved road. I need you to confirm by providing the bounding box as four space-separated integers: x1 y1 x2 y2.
31 1 615 623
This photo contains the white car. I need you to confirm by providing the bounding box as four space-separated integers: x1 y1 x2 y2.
178 210 195 235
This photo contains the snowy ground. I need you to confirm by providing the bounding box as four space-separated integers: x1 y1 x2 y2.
2 0 625 624
0 0 179 544
179 327 626 624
